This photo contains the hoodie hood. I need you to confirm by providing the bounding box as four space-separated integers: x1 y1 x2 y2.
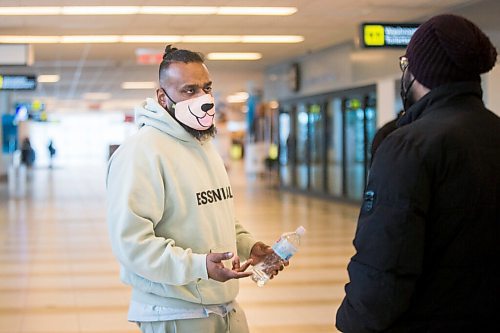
135 98 195 143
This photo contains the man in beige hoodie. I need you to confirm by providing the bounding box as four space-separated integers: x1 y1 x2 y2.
106 45 280 333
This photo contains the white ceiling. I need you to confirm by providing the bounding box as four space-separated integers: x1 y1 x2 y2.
0 0 493 111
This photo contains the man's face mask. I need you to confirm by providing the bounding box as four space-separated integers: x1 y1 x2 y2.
162 89 216 130
400 70 417 112
399 56 417 111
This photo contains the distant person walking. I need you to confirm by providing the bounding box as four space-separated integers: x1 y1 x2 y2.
20 138 35 168
48 140 56 168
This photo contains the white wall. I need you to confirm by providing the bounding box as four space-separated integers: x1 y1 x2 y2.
263 43 353 102
376 78 398 128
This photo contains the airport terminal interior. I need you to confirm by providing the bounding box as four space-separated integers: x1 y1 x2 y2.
1 1 499 332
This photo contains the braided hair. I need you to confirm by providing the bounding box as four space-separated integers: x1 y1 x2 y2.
158 45 205 83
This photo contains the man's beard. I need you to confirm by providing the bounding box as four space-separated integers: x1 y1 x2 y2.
181 122 217 141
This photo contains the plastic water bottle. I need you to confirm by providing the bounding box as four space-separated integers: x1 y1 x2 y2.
251 226 306 287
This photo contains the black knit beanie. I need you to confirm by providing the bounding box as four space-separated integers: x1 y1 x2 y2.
406 14 497 89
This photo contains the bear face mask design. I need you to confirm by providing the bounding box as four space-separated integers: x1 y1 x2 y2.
172 94 215 130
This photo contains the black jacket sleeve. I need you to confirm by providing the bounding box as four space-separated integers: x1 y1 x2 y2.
336 134 432 332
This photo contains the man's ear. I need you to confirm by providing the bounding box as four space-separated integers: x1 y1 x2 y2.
156 88 167 108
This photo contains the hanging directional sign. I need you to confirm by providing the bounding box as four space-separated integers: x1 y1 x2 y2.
0 75 37 90
361 23 420 48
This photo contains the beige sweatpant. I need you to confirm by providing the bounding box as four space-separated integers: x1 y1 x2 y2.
136 302 250 333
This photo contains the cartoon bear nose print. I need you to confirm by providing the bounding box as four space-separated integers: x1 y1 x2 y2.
201 103 214 112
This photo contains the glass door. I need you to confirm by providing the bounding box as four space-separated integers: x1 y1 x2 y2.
278 107 293 187
295 104 309 190
327 98 343 196
309 103 325 192
342 93 377 200
277 85 376 201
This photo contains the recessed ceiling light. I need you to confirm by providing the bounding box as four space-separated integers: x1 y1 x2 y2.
207 53 262 60
0 6 297 16
227 92 250 103
0 35 304 44
0 36 60 43
182 36 241 43
62 6 139 15
37 75 60 83
0 7 60 15
139 6 218 15
217 7 297 16
61 35 120 43
121 81 156 89
122 35 181 43
241 35 305 43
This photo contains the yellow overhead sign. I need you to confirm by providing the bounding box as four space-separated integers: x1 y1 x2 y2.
363 25 385 46
361 23 419 48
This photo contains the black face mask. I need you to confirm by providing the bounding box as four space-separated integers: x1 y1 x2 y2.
400 69 417 111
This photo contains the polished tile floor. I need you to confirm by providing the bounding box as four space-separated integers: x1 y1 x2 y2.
0 162 359 333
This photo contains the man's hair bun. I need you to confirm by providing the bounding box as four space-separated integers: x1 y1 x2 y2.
158 45 205 82
163 45 179 60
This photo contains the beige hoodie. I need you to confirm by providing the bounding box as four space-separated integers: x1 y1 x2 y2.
106 98 256 307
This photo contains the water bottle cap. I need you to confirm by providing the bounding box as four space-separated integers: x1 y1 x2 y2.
296 226 306 236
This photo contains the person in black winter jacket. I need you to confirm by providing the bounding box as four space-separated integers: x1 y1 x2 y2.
336 14 499 333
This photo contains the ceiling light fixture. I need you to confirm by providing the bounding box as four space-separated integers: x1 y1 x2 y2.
121 81 157 89
139 6 218 15
0 36 60 43
62 6 139 15
61 35 121 43
217 7 297 15
0 6 297 16
241 35 305 43
207 53 262 60
0 6 60 15
37 75 60 83
181 36 241 43
0 35 304 44
226 92 250 104
122 35 181 43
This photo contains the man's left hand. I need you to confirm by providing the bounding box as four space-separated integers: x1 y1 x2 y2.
249 242 289 279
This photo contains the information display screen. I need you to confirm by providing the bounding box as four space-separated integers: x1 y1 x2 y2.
0 75 37 90
360 23 420 48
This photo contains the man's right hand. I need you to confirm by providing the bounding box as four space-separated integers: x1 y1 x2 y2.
206 252 253 282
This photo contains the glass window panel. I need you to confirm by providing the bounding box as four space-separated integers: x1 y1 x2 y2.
344 97 366 200
309 103 324 192
278 110 292 186
327 98 343 196
295 104 308 190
